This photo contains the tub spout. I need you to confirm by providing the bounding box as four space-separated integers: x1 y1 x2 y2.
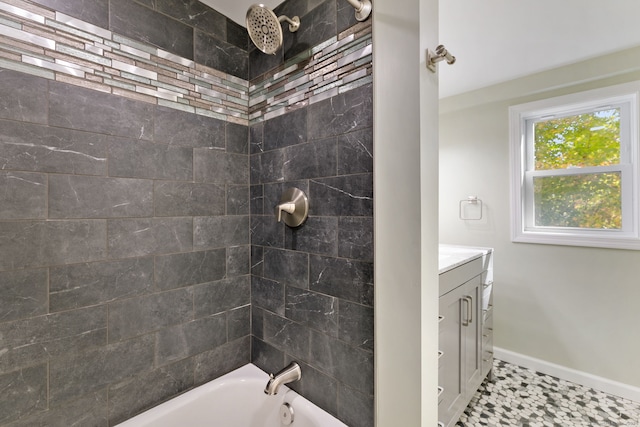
264 362 301 395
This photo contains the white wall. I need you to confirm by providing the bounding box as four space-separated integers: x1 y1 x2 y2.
439 46 640 389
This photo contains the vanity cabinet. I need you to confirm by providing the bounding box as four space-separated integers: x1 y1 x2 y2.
438 247 493 427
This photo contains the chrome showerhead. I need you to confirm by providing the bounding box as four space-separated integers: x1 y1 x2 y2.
246 4 300 55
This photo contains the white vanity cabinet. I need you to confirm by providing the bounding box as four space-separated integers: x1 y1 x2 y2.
438 246 493 427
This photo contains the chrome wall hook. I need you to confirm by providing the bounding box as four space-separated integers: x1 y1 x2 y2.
427 44 456 73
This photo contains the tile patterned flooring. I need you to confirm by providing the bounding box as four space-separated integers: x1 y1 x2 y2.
456 360 640 427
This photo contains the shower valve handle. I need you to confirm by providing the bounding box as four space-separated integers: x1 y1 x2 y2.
276 202 297 223
275 188 309 228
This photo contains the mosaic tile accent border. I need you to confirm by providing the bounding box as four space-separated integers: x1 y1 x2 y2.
0 0 249 124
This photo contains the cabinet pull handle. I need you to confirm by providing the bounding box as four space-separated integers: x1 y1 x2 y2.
462 295 473 325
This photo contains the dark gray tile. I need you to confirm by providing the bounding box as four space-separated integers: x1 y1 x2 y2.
227 305 251 341
338 300 373 351
110 0 194 59
227 185 250 215
50 257 154 312
250 216 286 249
50 335 155 404
308 83 373 139
193 216 250 249
193 276 250 317
195 31 248 80
309 255 373 306
263 107 308 151
0 269 48 322
226 19 249 51
108 288 194 342
194 149 248 184
154 181 225 217
251 245 264 276
154 106 225 148
249 45 283 80
0 220 106 271
283 0 336 60
251 276 285 315
251 336 285 375
155 0 226 39
194 336 250 385
337 384 374 427
30 0 109 28
8 391 108 427
263 180 309 211
0 69 48 124
259 138 337 182
263 248 309 289
286 287 337 336
107 218 192 258
227 245 250 276
0 172 46 219
249 122 264 154
274 0 309 23
286 360 338 418
263 311 310 361
309 331 373 395
250 184 264 215
49 175 153 218
309 174 373 216
251 305 265 338
109 139 192 180
338 216 373 261
226 122 249 154
0 120 108 175
49 81 154 140
156 314 227 366
0 307 107 373
250 153 262 184
337 128 373 175
0 364 47 424
109 358 194 426
337 0 360 34
284 216 339 256
155 249 226 291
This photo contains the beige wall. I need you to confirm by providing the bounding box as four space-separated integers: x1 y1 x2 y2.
439 46 640 387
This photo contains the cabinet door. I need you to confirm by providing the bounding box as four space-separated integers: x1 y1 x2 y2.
461 276 483 396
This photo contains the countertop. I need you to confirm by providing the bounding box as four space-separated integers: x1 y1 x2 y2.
439 244 492 274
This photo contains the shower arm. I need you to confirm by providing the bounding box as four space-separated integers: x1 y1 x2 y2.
278 14 300 32
344 0 372 21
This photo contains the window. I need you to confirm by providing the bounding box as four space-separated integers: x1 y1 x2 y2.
509 82 640 249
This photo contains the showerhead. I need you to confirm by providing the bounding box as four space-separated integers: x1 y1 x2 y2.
246 4 300 55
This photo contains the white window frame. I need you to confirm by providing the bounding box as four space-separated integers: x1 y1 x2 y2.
509 82 640 250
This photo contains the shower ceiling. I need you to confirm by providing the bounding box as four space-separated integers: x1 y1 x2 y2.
201 0 640 98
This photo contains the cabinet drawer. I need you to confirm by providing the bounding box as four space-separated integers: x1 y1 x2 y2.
439 257 483 296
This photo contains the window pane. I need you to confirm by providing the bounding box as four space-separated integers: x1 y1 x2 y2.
533 172 622 229
534 108 620 170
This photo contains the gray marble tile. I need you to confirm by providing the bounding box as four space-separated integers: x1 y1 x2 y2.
108 288 194 342
193 276 250 317
108 358 194 426
49 175 153 218
193 216 250 249
0 120 108 175
338 216 373 261
283 0 336 60
337 0 360 33
263 311 310 361
251 336 285 375
263 107 308 151
155 249 226 291
251 216 285 248
250 122 264 155
308 83 373 140
309 330 373 395
0 364 47 424
154 181 225 217
226 122 249 154
227 305 251 341
194 149 249 184
109 139 192 181
250 184 264 215
251 305 265 338
0 172 47 219
226 19 249 51
154 106 225 149
309 254 373 306
227 245 250 276
337 384 374 427
259 138 337 183
0 269 48 322
263 180 309 211
309 174 373 217
251 245 264 276
194 336 250 385
195 31 248 80
285 287 338 336
155 0 226 39
49 257 154 312
107 218 192 258
337 128 373 175
250 153 262 184
0 220 106 271
286 360 338 418
249 45 283 80
227 185 250 215
31 0 109 29
274 0 310 25
0 306 107 373
49 81 154 140
0 69 48 124
7 391 108 427
50 335 154 404
263 248 309 289
251 276 285 315
155 314 227 366
110 0 194 59
284 216 339 257
338 300 373 351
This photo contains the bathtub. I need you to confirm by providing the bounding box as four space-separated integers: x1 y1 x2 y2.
115 363 348 427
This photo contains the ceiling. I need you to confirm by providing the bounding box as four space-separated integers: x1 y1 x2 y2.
202 0 640 98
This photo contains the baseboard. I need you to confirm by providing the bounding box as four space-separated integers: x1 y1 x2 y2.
493 347 640 402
